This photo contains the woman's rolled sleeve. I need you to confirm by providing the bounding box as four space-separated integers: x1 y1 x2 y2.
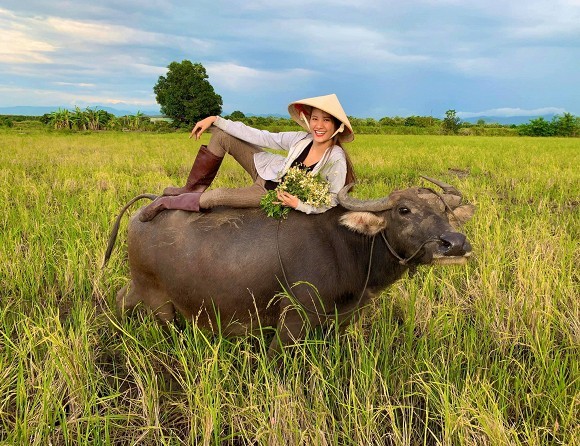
213 117 306 151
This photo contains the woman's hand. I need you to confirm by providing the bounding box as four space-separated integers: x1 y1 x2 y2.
276 190 300 209
190 116 218 140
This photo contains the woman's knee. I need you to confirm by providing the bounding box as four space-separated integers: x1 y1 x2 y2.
209 126 225 139
208 127 234 150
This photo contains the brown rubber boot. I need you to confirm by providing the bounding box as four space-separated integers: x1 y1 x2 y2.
163 145 223 196
139 192 202 222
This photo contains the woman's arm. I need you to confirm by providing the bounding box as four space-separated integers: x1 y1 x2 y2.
192 116 306 151
190 116 217 139
214 117 307 151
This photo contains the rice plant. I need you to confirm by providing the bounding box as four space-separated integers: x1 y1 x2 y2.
1 129 578 444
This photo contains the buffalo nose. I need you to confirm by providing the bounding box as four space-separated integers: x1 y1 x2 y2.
439 232 470 256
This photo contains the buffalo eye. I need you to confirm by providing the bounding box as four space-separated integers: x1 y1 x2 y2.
398 206 411 215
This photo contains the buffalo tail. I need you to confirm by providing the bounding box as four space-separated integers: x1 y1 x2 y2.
101 194 157 268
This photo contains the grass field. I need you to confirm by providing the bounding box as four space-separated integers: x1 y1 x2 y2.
0 129 578 445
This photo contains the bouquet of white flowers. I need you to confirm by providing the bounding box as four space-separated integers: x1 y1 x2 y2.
260 166 332 219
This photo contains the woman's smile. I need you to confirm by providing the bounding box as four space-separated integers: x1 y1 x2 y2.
309 108 336 143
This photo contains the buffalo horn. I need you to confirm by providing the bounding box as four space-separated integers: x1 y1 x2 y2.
420 176 462 199
337 183 392 212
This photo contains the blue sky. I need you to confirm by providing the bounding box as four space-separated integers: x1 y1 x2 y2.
1 0 578 119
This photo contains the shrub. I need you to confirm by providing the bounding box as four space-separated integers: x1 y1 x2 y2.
442 109 462 134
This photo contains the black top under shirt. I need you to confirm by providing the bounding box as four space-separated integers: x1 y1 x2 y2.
264 141 317 191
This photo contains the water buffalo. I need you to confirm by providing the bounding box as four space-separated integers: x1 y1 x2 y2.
104 177 474 358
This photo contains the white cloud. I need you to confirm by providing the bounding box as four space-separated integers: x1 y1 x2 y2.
0 7 212 69
499 0 580 41
0 1 578 116
45 16 152 45
0 9 56 64
0 30 55 64
457 107 567 118
44 16 209 50
0 84 158 108
240 0 383 11
206 62 317 91
265 19 431 68
53 82 96 88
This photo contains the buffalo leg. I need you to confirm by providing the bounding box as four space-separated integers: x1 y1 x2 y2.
150 300 176 324
116 281 141 315
116 280 176 324
266 306 308 361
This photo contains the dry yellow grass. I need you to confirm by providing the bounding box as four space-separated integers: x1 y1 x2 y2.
0 129 578 444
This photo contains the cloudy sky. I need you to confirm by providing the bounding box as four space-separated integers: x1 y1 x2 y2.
1 0 578 118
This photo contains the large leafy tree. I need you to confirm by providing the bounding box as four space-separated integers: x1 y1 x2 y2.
442 109 461 134
154 60 222 126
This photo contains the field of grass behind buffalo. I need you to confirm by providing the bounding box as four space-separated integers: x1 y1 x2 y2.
1 129 578 445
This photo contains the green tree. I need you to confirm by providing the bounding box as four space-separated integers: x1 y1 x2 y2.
70 106 87 130
154 60 222 126
49 108 71 129
229 110 246 120
442 109 461 134
379 117 396 126
553 112 578 137
518 117 555 137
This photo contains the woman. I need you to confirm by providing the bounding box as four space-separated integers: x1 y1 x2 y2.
139 93 355 222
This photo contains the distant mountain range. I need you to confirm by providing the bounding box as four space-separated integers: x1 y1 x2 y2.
0 106 561 125
0 105 162 117
460 115 557 125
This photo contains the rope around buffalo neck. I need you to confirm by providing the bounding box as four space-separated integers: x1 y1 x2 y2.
380 231 440 265
275 218 441 318
276 218 375 318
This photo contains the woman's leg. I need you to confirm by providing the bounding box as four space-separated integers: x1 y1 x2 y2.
163 127 262 196
162 145 222 196
199 180 266 209
206 127 262 181
199 127 268 209
140 128 266 221
139 179 267 222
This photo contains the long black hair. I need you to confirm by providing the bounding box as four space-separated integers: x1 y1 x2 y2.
330 116 357 187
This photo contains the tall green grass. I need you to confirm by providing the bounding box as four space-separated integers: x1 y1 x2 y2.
1 129 578 444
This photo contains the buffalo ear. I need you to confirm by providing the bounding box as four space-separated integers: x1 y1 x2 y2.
450 204 475 227
339 211 387 236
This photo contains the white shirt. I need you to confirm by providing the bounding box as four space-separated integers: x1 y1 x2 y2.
214 116 348 214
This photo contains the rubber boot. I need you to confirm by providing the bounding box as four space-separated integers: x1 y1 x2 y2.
139 192 202 222
163 145 223 196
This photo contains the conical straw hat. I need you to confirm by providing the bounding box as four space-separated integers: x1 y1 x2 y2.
288 93 354 142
